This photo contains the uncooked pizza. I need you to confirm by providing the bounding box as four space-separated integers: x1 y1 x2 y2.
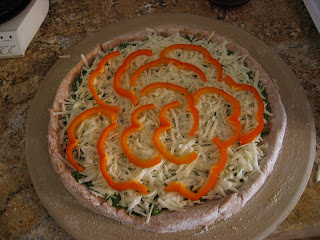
48 25 286 233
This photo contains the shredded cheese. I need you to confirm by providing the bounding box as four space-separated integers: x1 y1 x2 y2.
54 30 270 218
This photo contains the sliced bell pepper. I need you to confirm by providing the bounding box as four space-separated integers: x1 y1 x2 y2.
164 136 227 201
98 122 148 195
88 51 121 113
66 107 118 172
114 49 153 106
159 44 222 82
152 101 198 164
225 75 265 145
140 82 199 137
121 104 162 168
193 87 242 148
130 57 207 86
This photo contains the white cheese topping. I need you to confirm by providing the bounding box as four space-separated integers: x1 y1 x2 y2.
53 30 270 218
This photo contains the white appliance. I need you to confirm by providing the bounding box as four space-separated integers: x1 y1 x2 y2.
0 0 49 58
304 0 320 33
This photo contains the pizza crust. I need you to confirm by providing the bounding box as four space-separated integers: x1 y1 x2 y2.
48 25 286 233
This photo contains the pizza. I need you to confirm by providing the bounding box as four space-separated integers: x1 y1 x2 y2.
48 25 286 233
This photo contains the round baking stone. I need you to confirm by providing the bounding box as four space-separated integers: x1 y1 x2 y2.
26 13 316 240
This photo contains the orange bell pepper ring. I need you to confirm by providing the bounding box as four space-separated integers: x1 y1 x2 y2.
159 44 222 82
66 107 118 172
121 104 162 168
225 75 265 145
140 82 199 137
153 101 198 165
88 51 121 113
114 49 153 106
165 136 227 201
98 122 148 195
193 87 242 148
130 57 207 86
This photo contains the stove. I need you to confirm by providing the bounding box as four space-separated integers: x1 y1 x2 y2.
0 0 49 58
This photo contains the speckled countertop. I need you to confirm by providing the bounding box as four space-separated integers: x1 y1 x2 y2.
0 0 319 239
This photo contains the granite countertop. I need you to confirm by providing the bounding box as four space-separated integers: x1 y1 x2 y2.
0 0 319 239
